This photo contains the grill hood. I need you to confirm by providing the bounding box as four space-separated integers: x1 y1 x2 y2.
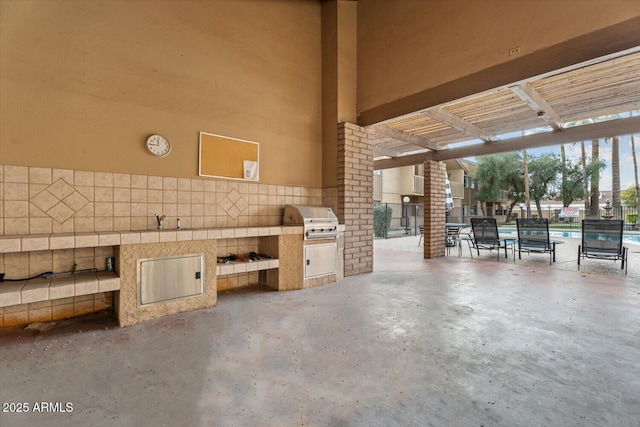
283 205 338 240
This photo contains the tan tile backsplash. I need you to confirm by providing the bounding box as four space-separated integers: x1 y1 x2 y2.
2 164 322 237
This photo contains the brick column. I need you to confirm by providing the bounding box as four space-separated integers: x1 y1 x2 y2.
423 160 446 258
337 122 373 276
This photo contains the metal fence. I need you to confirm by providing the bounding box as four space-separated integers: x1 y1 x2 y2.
373 202 638 239
373 203 423 239
372 203 470 239
557 205 638 230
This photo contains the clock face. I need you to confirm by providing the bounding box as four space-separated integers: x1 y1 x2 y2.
146 134 171 156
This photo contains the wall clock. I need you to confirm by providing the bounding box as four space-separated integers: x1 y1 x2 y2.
146 134 171 157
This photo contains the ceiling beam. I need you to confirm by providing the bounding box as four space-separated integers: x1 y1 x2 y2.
428 114 640 162
369 125 440 150
374 153 429 170
373 145 402 158
564 102 640 123
510 83 564 130
422 107 498 141
373 115 640 169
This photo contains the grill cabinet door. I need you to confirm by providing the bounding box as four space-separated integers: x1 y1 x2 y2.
304 243 337 279
138 254 204 305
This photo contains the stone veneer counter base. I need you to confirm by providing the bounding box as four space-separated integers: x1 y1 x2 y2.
116 240 217 327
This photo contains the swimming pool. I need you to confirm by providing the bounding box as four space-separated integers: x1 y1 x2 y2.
499 228 640 245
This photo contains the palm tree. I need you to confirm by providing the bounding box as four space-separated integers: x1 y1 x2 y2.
581 141 589 212
632 133 639 224
523 149 530 218
590 139 600 218
611 136 621 209
560 144 567 203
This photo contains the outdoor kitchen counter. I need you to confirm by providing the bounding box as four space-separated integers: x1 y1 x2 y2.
0 225 306 253
0 224 345 327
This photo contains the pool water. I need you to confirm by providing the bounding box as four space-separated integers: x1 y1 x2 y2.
499 228 640 245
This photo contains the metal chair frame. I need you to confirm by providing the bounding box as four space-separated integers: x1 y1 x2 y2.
516 218 556 265
578 219 628 275
470 218 513 261
445 225 463 256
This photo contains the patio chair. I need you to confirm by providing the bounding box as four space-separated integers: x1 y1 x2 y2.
457 226 475 257
470 217 513 261
578 219 628 275
445 224 463 255
516 218 556 265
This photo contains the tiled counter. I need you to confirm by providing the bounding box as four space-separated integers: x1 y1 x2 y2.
0 226 302 254
0 271 119 308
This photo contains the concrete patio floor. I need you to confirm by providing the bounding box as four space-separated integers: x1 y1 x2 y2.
376 233 640 279
1 238 639 427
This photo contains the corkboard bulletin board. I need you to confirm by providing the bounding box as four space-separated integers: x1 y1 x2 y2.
198 132 259 180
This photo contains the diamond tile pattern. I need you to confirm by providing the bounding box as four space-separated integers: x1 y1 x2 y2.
48 202 75 223
31 179 90 224
31 190 58 212
220 188 248 220
63 191 90 211
47 179 75 199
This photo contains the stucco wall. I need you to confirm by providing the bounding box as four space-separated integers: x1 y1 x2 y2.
381 166 414 203
0 0 322 187
357 0 640 122
321 0 358 188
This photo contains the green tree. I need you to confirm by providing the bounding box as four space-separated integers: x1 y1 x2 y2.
621 186 637 206
561 158 588 207
373 205 392 237
529 154 562 217
474 152 523 218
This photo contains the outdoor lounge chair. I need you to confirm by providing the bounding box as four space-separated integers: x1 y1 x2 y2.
578 219 628 275
470 217 513 261
516 218 556 265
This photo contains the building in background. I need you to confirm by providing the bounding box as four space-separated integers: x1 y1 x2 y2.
373 159 486 227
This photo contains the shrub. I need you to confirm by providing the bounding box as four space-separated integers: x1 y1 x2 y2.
626 214 638 224
374 205 392 237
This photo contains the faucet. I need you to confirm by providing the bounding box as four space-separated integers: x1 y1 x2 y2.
155 213 166 230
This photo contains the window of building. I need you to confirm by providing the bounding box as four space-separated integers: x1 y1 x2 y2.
464 176 475 189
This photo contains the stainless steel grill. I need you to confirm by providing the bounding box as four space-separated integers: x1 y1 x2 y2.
283 205 338 240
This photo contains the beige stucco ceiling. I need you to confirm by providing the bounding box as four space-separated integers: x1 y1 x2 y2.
371 49 640 169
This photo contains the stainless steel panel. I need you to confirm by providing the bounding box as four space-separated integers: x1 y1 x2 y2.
138 254 204 306
305 225 338 240
283 205 338 224
304 243 337 279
